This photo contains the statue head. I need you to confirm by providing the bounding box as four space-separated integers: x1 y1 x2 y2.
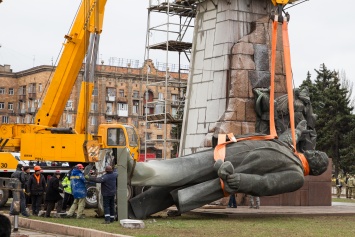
304 150 329 176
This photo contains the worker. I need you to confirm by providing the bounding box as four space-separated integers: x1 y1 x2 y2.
85 165 118 224
61 168 74 211
44 171 64 217
27 165 46 216
249 195 260 209
65 164 87 219
9 164 30 217
23 166 31 206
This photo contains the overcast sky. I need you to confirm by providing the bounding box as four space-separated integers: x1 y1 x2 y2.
0 0 354 89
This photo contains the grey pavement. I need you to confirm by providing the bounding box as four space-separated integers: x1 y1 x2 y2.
189 201 355 217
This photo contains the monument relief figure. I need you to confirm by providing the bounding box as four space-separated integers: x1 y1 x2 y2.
127 121 328 219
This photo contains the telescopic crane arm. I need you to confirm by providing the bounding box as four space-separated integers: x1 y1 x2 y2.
35 0 106 129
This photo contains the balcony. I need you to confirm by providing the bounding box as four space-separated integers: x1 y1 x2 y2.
106 111 116 116
18 95 26 101
19 109 26 115
28 92 36 100
28 107 36 114
105 96 116 102
117 96 128 103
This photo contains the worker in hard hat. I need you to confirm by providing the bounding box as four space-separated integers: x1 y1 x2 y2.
27 166 46 216
65 164 87 219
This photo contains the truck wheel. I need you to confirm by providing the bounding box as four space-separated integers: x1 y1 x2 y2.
0 189 9 207
85 186 98 208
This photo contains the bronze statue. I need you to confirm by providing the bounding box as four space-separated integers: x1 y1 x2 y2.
127 122 328 219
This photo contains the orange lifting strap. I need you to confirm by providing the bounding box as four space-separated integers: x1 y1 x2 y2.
214 13 309 196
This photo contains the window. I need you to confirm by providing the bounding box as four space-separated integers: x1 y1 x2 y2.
107 128 126 146
158 92 164 100
9 88 14 95
8 103 13 110
66 100 73 110
146 123 151 129
28 83 36 93
146 133 152 139
19 86 26 95
0 102 4 109
39 83 42 92
132 100 139 114
0 88 5 94
91 102 98 112
118 103 128 111
91 117 97 126
171 94 179 105
172 107 177 117
156 123 162 129
119 89 124 97
157 135 162 139
133 90 139 98
107 87 116 96
66 114 72 124
106 103 113 114
2 116 9 123
92 87 98 96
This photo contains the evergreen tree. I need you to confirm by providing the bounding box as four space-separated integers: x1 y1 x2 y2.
311 64 353 175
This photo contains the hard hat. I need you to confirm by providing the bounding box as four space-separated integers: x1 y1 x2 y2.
76 164 84 169
34 166 41 171
54 170 61 175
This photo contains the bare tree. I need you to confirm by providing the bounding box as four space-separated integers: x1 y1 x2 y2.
339 69 355 113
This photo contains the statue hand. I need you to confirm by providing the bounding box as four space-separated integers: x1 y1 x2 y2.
216 161 234 180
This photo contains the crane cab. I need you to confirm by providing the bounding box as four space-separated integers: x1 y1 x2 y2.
97 123 140 161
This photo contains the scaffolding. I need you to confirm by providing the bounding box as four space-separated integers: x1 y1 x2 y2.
143 0 197 160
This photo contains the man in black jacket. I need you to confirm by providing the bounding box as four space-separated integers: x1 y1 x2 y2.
45 171 64 217
9 164 30 217
28 166 46 215
85 165 118 224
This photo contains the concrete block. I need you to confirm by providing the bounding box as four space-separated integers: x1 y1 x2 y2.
215 21 233 44
205 30 216 58
186 108 199 133
203 19 217 31
193 50 205 71
232 42 254 55
203 9 217 21
249 22 267 44
231 54 255 70
213 42 233 58
120 219 145 229
206 99 224 123
198 108 207 123
230 70 250 98
212 55 230 71
197 123 208 134
254 44 269 71
212 71 227 99
195 30 206 51
195 82 209 107
248 70 270 88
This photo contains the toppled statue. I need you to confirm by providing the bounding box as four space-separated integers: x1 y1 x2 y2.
127 121 328 219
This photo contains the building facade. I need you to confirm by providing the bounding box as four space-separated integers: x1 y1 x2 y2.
0 60 187 159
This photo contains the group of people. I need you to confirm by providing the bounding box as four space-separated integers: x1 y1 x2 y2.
9 163 118 224
9 164 73 218
335 174 355 199
228 194 260 209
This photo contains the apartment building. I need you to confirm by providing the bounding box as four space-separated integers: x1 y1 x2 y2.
0 60 187 159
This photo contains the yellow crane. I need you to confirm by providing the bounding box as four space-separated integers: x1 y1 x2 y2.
0 0 139 207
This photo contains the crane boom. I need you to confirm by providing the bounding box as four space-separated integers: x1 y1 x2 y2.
35 0 106 128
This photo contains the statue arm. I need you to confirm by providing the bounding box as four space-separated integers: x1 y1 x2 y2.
224 171 304 196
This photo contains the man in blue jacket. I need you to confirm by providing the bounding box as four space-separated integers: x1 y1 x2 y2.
66 164 87 219
86 165 117 224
